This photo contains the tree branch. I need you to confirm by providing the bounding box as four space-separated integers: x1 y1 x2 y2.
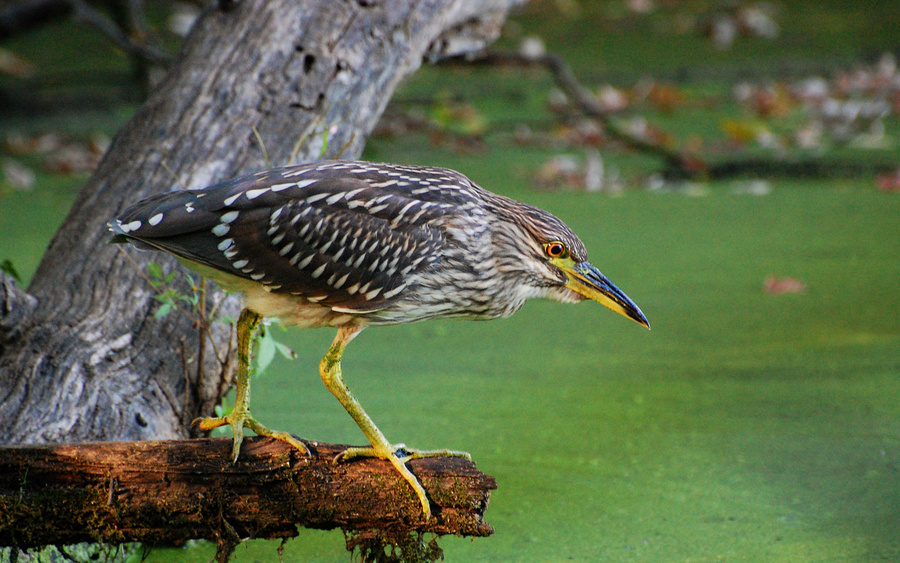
68 0 173 67
0 438 496 553
459 49 707 176
458 49 898 181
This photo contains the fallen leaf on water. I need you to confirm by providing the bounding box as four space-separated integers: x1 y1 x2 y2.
764 276 806 294
875 169 900 193
2 158 35 191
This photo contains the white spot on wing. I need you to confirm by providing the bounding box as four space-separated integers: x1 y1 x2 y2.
334 273 349 289
212 224 229 236
382 284 406 299
279 242 295 256
221 211 239 223
305 193 330 204
245 188 270 200
149 213 164 226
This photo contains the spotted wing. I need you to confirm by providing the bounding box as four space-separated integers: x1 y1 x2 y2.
111 162 473 312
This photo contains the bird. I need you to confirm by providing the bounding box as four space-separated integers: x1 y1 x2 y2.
110 160 649 520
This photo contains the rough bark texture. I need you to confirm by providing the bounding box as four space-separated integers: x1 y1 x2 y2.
0 438 497 549
0 0 523 444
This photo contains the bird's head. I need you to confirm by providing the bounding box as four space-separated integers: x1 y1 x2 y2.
493 200 650 329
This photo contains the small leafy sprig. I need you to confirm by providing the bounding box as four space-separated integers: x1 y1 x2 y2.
146 261 200 318
0 259 22 282
146 262 296 376
255 318 298 376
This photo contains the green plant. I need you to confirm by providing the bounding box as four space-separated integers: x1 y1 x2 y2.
146 262 200 318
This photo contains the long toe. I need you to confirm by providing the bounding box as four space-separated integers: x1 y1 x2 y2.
243 418 310 456
193 416 228 431
397 446 472 461
336 444 471 463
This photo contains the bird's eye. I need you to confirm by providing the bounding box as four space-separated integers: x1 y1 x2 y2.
545 241 567 258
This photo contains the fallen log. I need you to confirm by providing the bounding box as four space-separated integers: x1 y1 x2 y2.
0 437 496 553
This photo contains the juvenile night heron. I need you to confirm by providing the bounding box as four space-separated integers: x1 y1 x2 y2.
110 160 649 519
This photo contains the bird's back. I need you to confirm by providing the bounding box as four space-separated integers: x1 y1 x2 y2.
111 161 523 326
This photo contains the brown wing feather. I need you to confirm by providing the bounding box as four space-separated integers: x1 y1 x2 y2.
111 162 466 312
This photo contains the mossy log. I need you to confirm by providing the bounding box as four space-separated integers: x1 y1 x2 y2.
0 437 496 550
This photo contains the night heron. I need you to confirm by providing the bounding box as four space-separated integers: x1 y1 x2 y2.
110 160 649 519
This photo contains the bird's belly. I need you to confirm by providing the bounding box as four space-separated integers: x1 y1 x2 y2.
175 258 360 329
243 286 361 328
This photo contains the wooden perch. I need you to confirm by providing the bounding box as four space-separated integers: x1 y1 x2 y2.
0 437 496 551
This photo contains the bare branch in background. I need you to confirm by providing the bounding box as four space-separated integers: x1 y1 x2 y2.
68 0 173 67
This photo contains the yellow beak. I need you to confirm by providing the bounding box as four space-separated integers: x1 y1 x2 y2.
557 259 650 329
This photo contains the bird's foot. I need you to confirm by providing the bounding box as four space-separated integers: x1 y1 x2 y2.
194 411 309 463
335 443 472 520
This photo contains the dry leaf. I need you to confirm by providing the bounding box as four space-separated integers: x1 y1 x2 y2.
764 276 806 294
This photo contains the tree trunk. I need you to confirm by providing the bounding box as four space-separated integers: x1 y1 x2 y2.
0 0 522 443
0 438 497 549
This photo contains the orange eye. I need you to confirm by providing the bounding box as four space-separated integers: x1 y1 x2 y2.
545 241 567 258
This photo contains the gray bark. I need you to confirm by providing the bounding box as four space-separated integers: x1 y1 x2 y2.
0 0 523 444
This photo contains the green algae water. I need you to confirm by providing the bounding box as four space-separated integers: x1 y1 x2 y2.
146 180 898 562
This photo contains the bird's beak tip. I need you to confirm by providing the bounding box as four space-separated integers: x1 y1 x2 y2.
619 302 650 330
565 261 649 330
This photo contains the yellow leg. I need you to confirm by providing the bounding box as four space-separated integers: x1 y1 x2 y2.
320 325 470 520
194 308 309 462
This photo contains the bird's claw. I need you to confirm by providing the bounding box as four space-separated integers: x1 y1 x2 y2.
193 412 309 462
333 442 473 520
